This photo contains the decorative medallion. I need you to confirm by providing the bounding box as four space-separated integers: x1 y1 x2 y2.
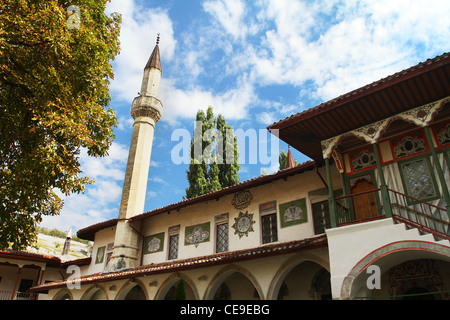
95 246 105 264
284 205 302 222
185 223 210 247
148 238 160 251
232 211 255 238
437 122 450 146
144 233 164 254
393 135 427 159
279 199 307 228
351 149 376 171
231 190 253 210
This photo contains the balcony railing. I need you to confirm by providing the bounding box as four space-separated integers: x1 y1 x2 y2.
335 188 384 226
0 290 38 300
388 188 449 240
333 188 449 240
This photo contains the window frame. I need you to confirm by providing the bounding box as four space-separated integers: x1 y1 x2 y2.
215 213 229 254
215 222 229 253
167 225 180 261
168 234 179 260
261 212 278 244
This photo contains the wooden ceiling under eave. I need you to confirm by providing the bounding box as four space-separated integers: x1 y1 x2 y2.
268 52 450 162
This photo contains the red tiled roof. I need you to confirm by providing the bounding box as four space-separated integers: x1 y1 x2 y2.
29 234 327 293
77 219 119 241
61 257 91 268
0 249 62 268
0 250 92 269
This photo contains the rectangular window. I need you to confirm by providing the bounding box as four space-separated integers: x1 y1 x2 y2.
261 213 278 244
399 156 440 202
168 234 179 260
216 222 229 253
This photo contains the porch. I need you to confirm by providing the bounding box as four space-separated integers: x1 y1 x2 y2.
319 98 450 240
333 187 449 240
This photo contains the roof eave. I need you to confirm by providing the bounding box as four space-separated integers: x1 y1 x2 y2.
29 234 327 293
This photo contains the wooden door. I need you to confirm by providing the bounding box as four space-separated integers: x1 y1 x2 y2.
351 179 378 220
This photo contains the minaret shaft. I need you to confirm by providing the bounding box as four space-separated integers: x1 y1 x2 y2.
140 68 161 97
119 118 155 220
105 37 162 272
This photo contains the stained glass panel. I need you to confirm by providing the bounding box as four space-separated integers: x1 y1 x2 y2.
400 157 438 200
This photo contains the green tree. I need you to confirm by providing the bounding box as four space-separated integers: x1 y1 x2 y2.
279 150 288 170
216 114 240 187
173 277 186 300
0 0 121 250
185 106 240 199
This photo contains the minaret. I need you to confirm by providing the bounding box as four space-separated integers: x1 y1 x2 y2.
286 146 295 169
106 35 163 272
62 227 72 256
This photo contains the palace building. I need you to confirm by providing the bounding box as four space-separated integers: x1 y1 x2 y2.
16 38 450 300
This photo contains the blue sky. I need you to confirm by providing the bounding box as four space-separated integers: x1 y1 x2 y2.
41 0 450 233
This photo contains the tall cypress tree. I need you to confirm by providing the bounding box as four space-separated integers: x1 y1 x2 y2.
279 149 298 170
185 107 240 199
173 277 186 300
217 114 240 187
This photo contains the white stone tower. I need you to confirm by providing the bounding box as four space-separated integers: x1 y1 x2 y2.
106 35 162 272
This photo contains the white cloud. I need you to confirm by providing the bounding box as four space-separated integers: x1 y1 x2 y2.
149 177 167 185
105 0 449 124
147 191 158 198
258 112 277 126
159 74 257 125
106 0 176 104
40 142 129 231
203 0 258 41
228 0 450 101
116 115 134 131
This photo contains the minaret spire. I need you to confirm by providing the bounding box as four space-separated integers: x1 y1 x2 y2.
62 227 72 256
286 146 295 169
144 34 161 72
106 35 163 272
141 34 162 97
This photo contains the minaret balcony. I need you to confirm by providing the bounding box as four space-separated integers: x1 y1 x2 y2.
131 95 163 122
